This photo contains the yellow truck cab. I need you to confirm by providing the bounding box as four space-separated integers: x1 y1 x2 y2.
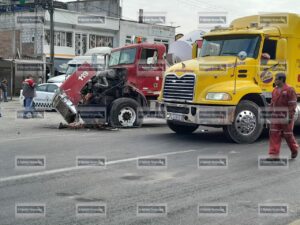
159 13 300 143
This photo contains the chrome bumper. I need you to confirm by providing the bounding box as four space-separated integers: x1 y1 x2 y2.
163 102 236 125
52 91 77 124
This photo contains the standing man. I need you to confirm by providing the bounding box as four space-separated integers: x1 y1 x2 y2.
22 75 36 118
269 73 298 159
1 79 8 102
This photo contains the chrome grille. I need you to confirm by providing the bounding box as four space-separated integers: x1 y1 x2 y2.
163 74 195 101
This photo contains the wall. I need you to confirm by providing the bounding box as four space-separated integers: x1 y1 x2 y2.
43 9 120 59
0 30 20 58
118 20 175 49
67 0 121 18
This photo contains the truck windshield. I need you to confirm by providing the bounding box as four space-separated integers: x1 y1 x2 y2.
109 48 137 66
66 64 77 76
201 35 260 58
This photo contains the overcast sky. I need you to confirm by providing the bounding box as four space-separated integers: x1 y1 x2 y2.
60 0 300 34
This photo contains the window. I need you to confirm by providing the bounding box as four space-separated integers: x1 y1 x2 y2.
89 34 113 49
75 34 81 56
201 35 261 58
54 32 61 46
36 85 47 92
44 30 73 47
66 33 72 47
82 34 87 55
75 34 88 56
262 39 277 60
109 48 137 66
47 84 58 93
61 32 66 47
125 35 132 44
141 48 158 64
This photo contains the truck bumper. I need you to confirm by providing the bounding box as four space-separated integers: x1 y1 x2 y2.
163 102 236 125
52 91 77 124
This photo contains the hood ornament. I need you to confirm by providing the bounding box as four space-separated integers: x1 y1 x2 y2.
181 62 186 69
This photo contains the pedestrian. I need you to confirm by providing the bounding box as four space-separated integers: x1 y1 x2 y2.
22 75 36 119
268 73 298 159
1 79 8 102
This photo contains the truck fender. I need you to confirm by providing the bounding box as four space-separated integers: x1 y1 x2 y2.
125 83 148 107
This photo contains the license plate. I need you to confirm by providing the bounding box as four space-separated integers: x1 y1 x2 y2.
169 113 184 121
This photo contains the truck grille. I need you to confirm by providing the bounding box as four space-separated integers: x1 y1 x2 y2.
163 74 195 101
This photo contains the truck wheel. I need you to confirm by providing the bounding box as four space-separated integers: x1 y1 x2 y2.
223 100 263 143
167 121 199 134
110 98 143 128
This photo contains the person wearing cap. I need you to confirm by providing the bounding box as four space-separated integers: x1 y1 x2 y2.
268 73 298 159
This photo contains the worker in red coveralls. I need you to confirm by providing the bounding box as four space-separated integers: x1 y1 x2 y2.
268 73 298 159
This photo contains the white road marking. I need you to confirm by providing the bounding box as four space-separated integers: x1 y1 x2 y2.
0 149 196 183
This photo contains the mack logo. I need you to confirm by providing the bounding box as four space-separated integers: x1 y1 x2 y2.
78 71 89 81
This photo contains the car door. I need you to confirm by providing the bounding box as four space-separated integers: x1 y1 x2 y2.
46 84 59 109
33 84 48 110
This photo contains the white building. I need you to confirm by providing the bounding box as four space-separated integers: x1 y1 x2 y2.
0 8 176 94
118 19 175 50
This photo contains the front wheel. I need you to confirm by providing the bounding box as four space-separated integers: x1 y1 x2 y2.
109 98 143 128
167 121 199 134
223 100 263 143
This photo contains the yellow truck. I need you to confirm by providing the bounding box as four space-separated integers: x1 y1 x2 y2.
159 13 300 143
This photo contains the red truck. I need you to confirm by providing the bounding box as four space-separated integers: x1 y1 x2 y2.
53 43 166 128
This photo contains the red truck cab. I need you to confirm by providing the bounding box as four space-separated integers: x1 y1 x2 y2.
53 43 167 127
109 43 166 99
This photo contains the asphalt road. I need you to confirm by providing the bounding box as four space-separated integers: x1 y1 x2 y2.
1 100 300 225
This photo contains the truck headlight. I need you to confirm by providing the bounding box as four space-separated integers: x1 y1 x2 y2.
206 92 232 101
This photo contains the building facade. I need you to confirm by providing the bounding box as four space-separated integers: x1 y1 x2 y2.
0 6 175 94
67 0 121 18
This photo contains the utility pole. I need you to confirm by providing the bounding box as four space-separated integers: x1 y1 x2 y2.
49 0 54 78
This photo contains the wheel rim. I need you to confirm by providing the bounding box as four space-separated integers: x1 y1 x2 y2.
118 107 136 127
234 110 257 136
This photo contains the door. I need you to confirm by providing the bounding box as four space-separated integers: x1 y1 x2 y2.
46 84 59 109
75 33 88 56
259 37 287 95
33 84 48 110
137 48 164 96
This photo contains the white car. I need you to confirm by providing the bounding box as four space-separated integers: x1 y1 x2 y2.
48 47 111 83
20 83 62 111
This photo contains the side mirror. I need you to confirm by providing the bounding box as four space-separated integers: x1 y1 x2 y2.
276 38 287 61
237 51 247 61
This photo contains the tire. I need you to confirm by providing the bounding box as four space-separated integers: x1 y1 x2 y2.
109 98 143 128
167 120 199 134
223 100 263 143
